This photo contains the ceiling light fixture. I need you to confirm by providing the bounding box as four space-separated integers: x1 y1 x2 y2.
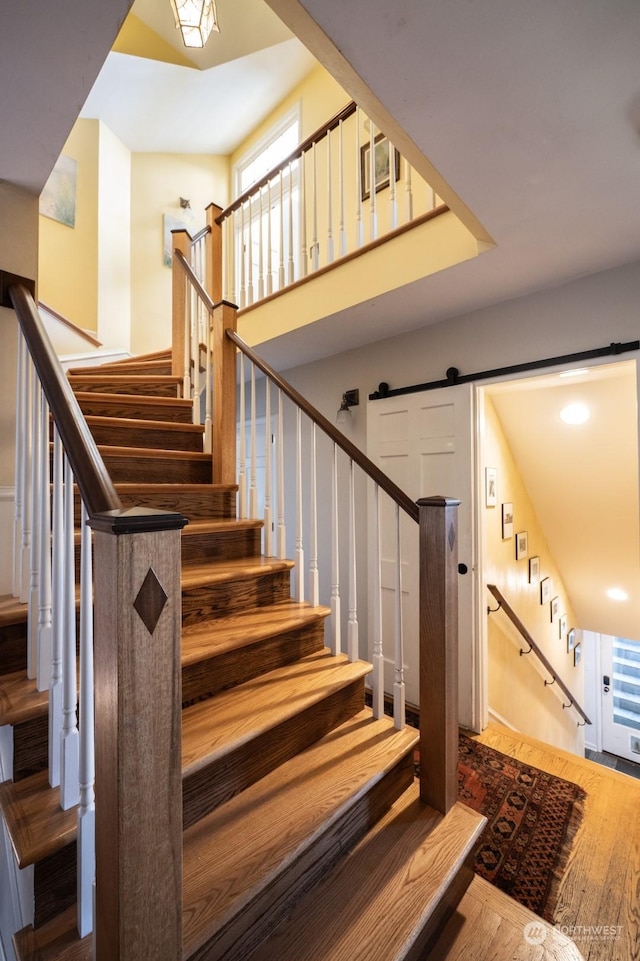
169 0 219 48
607 587 629 602
559 368 589 378
560 402 590 425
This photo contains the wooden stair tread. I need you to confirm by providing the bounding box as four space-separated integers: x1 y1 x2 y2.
97 444 211 462
114 481 237 494
181 600 329 664
0 594 27 627
85 414 204 435
74 390 192 408
182 710 418 958
0 670 48 725
247 788 486 961
181 555 294 587
13 907 91 961
181 517 263 537
67 374 180 386
0 771 77 868
182 648 367 776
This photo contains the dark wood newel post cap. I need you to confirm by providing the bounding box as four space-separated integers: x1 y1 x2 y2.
88 507 189 535
416 496 461 509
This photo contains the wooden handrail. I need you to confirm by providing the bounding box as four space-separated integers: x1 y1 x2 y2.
487 584 591 725
8 283 121 517
217 101 358 222
173 248 216 316
226 329 419 523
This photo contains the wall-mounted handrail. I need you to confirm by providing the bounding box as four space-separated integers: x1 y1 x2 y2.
8 283 121 518
487 584 591 725
226 329 419 523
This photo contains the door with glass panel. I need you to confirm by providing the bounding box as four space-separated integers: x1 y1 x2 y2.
601 634 640 764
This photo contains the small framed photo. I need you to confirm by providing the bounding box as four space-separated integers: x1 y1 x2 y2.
502 503 514 539
567 628 576 653
360 133 401 201
559 614 567 638
485 467 497 507
574 642 582 667
529 556 540 583
540 577 551 604
515 531 528 560
550 596 559 622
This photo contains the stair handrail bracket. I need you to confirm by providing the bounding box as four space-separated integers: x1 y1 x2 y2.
8 281 187 960
228 328 460 816
487 584 591 726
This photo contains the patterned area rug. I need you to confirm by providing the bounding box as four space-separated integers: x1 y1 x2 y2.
457 733 586 921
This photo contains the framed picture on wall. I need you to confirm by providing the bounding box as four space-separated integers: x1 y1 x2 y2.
559 614 567 638
550 595 559 622
529 556 540 583
515 531 528 560
502 503 514 539
540 577 551 604
567 628 576 652
574 642 582 667
485 467 497 507
361 133 401 201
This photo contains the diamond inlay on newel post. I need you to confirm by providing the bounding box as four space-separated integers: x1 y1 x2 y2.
133 568 168 635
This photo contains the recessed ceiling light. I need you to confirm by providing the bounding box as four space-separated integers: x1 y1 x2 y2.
607 587 629 602
560 402 590 425
560 368 589 378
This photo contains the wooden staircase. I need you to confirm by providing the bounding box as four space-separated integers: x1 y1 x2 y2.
0 350 485 961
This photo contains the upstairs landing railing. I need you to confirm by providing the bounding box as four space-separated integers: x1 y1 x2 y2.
487 584 591 726
8 283 185 960
216 101 446 309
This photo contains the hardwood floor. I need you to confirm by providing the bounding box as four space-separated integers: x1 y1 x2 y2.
445 723 640 961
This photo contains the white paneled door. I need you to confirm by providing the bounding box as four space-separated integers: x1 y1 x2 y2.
601 633 640 763
366 385 477 727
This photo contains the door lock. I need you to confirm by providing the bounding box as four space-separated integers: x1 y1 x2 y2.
603 674 610 693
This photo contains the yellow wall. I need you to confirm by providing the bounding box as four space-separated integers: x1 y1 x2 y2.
130 152 229 355
482 394 584 754
39 120 100 333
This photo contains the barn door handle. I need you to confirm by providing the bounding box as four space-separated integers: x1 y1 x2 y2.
458 563 468 575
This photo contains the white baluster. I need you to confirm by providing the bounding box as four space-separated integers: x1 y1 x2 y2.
27 373 40 679
182 285 191 403
247 197 254 306
223 214 230 303
249 363 258 518
311 142 319 271
37 394 52 692
308 423 319 607
295 408 304 602
263 380 273 556
237 352 246 519
191 288 200 425
257 186 265 302
330 443 341 655
338 118 347 258
393 503 405 730
369 120 378 241
20 358 32 604
404 159 414 224
77 502 95 936
60 454 79 810
239 203 247 309
288 162 295 284
49 430 64 788
371 483 384 719
203 309 212 454
277 389 286 559
388 140 398 230
266 181 273 297
347 459 358 662
278 173 285 291
355 108 364 248
300 151 308 278
13 333 25 598
326 128 334 264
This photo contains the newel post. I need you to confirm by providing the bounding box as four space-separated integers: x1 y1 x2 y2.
206 203 224 304
212 301 237 484
171 229 191 381
89 508 187 961
417 496 460 815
